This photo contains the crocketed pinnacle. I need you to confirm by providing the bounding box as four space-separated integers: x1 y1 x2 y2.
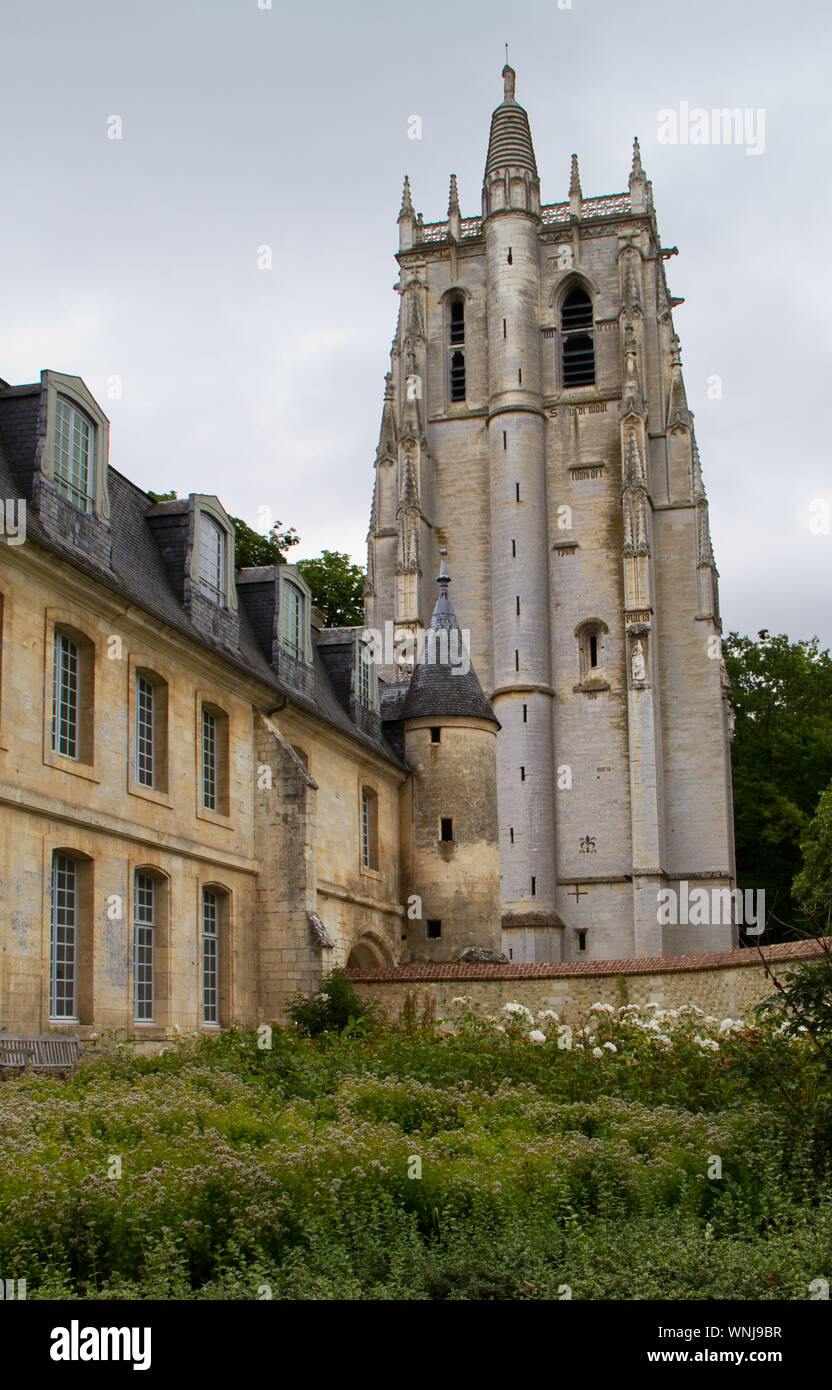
399 175 414 218
448 174 460 216
569 153 582 198
631 136 644 178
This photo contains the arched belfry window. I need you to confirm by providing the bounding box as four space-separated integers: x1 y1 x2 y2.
449 298 465 345
450 352 466 401
448 296 466 401
561 287 595 387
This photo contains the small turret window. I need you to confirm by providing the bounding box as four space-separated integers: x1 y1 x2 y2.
561 288 595 387
440 818 453 842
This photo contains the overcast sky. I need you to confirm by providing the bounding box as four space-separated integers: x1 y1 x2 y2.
1 0 830 645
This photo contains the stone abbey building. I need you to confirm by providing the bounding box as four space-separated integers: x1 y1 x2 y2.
366 65 736 964
0 67 734 1041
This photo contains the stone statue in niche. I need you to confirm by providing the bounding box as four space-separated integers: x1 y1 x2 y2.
631 639 647 684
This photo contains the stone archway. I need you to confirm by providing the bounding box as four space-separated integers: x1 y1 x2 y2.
346 932 394 969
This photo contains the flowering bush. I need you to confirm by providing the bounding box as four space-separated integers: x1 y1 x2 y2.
0 1000 829 1300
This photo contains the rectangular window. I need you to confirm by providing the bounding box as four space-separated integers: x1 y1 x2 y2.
202 888 219 1024
531 876 536 897
516 596 521 615
430 727 441 744
440 817 453 842
198 516 226 605
356 640 372 707
361 789 371 868
511 539 516 558
54 398 93 512
520 766 526 782
509 827 514 844
515 482 520 502
202 707 217 810
51 854 77 1019
523 704 528 723
134 873 155 1022
52 631 79 759
427 920 442 940
136 676 154 787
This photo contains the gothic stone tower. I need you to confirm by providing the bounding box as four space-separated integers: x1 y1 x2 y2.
365 65 736 962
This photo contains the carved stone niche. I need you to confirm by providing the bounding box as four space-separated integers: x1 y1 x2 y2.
629 633 649 688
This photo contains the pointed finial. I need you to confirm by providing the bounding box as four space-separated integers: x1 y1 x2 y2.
569 153 582 199
448 174 460 216
438 547 449 583
399 175 414 218
502 63 516 101
631 137 643 178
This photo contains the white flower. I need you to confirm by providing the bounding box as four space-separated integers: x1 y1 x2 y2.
503 1001 533 1019
528 1029 546 1043
538 1010 559 1022
590 1002 614 1014
592 1047 603 1058
315 993 329 1003
694 1035 720 1052
495 1025 506 1034
451 997 470 1006
619 1003 640 1014
604 1042 617 1053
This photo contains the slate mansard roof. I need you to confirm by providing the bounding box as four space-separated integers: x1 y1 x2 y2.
0 376 403 769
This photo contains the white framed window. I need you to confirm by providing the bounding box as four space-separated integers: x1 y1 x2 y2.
136 675 155 787
52 630 79 759
280 581 304 660
202 887 219 1024
198 515 226 605
356 638 373 708
360 785 379 871
50 853 78 1019
202 706 217 810
134 872 155 1022
53 397 95 512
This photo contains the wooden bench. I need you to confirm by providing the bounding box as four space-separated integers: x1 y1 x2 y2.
0 1035 81 1075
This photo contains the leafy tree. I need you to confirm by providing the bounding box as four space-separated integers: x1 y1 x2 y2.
147 489 178 502
229 515 299 567
297 550 365 627
724 630 832 940
793 781 832 931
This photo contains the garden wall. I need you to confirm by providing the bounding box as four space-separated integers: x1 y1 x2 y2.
348 939 827 1026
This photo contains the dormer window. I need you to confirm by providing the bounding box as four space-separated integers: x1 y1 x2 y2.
53 397 95 512
198 515 226 605
281 581 304 660
355 633 379 711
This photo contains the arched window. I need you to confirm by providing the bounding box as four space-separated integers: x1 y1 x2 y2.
561 288 595 387
360 785 379 871
450 351 466 402
575 619 608 682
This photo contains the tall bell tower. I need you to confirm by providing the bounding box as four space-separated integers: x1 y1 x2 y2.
366 65 736 962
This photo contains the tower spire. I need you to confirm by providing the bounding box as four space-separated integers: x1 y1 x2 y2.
629 137 648 213
483 63 539 218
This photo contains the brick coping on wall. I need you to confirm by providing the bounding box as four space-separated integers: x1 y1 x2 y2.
347 938 828 983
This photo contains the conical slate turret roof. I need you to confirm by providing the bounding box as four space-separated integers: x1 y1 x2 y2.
400 552 498 725
484 64 538 181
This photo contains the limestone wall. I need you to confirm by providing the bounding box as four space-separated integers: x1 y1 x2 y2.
348 939 826 1027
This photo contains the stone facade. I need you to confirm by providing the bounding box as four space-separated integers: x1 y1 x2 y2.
365 66 736 964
